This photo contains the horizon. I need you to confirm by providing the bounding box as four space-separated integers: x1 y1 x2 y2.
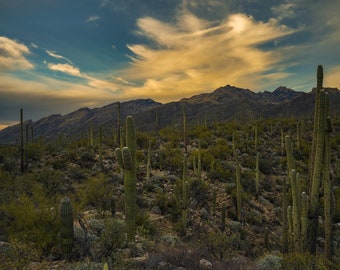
1 0 340 129
0 84 333 131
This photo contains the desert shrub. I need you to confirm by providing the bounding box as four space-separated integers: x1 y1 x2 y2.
148 244 202 269
208 138 229 160
136 211 158 239
154 189 179 220
68 166 86 182
158 145 183 171
2 157 17 174
96 219 126 259
256 253 282 270
189 178 209 208
204 231 229 259
241 169 256 192
49 158 68 170
207 160 234 181
281 253 338 270
78 174 114 214
80 150 95 168
259 157 274 175
0 187 60 259
34 169 65 197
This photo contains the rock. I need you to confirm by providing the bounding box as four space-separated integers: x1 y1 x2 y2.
199 258 213 269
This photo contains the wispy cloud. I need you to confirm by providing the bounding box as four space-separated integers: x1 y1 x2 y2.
271 2 296 21
120 11 298 101
47 63 81 77
86 15 100 23
0 36 34 71
46 50 74 65
46 61 120 91
30 42 38 49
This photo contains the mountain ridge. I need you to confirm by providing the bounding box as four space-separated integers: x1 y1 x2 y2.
0 85 339 143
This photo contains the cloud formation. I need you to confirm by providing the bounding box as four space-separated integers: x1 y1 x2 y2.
47 63 81 77
121 11 298 101
0 36 34 71
46 50 74 65
86 15 100 23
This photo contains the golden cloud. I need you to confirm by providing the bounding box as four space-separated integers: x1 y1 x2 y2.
0 36 34 71
120 12 298 102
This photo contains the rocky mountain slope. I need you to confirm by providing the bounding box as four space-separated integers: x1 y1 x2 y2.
0 85 339 143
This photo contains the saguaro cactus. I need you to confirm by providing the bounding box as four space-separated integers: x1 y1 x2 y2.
282 176 288 253
182 154 188 229
290 169 301 252
115 116 137 241
20 108 24 173
146 140 151 182
307 65 333 256
255 152 260 195
308 90 327 253
309 65 323 183
323 98 333 258
235 148 242 221
285 135 296 180
59 197 74 260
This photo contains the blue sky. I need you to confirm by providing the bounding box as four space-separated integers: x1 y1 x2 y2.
1 0 340 129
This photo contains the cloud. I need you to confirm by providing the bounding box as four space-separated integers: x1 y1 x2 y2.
271 2 296 21
325 65 340 89
121 11 298 101
86 15 100 23
48 63 81 77
0 73 121 124
30 42 38 49
46 50 74 65
0 36 34 71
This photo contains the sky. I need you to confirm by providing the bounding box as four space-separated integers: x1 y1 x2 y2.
1 0 340 130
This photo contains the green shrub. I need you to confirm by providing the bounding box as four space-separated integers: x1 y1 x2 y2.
78 174 114 214
1 190 59 259
256 253 282 270
136 211 158 239
281 253 338 270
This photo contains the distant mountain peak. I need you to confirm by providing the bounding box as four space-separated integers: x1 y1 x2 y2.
273 86 295 93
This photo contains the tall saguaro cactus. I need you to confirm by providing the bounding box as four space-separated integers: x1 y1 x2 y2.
20 108 24 173
255 152 260 195
235 148 242 221
308 90 327 253
308 65 323 186
59 197 74 260
307 65 333 256
115 116 137 241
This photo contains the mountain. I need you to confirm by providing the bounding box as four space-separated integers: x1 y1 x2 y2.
0 99 161 144
0 85 339 143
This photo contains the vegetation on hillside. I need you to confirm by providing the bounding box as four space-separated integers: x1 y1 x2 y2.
0 67 340 269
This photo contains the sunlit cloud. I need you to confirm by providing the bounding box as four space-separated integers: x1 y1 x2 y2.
325 65 340 89
48 63 81 77
121 12 298 102
0 36 34 71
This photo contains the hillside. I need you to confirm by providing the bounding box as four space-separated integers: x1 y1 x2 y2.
0 85 339 143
